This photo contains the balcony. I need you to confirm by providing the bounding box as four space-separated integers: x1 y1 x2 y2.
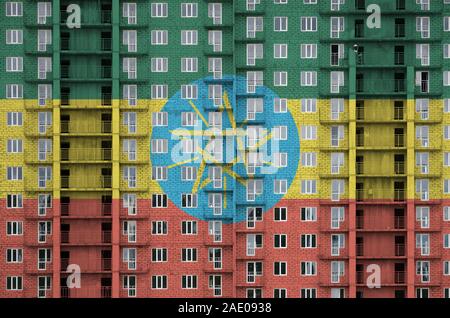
356 80 406 95
394 162 405 175
356 271 406 286
61 66 112 81
61 258 111 273
395 271 406 284
60 121 112 134
60 10 111 26
60 231 112 245
356 52 406 67
60 38 112 52
356 188 405 203
394 216 405 229
356 244 406 258
60 202 112 218
61 176 112 190
61 94 112 108
356 162 364 175
61 286 112 298
61 148 112 162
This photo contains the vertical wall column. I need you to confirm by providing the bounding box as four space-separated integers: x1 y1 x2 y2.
111 0 121 298
348 49 357 298
406 66 416 298
52 0 61 298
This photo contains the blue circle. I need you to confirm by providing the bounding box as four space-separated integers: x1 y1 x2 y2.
151 75 300 223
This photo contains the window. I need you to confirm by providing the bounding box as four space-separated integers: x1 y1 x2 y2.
274 44 287 58
301 207 317 221
300 261 317 276
151 139 168 154
151 276 168 289
6 2 23 16
208 58 222 79
331 261 345 284
7 112 22 126
247 179 263 201
37 57 52 79
123 193 136 215
416 261 430 283
151 194 167 208
151 166 167 181
181 193 198 208
6 249 22 263
181 166 197 181
331 207 345 229
274 179 287 194
7 139 23 153
208 31 222 52
181 221 198 235
416 233 430 256
151 248 167 262
247 98 263 120
152 220 168 235
301 44 317 59
181 85 198 99
445 206 450 221
274 98 287 113
123 58 136 79
7 194 22 208
6 221 22 235
416 17 430 38
274 207 287 221
416 44 430 66
247 17 263 38
330 17 344 38
416 206 430 228
247 44 263 66
274 262 287 276
181 3 197 17
274 17 288 31
301 234 317 248
208 193 222 215
300 71 317 86
123 275 136 297
331 153 344 174
151 3 168 17
6 276 22 290
123 3 137 24
181 275 198 289
151 58 168 72
7 166 22 181
181 30 198 45
273 126 287 140
38 30 52 51
6 84 23 98
331 234 345 255
301 180 317 194
301 17 317 32
122 30 136 52
181 58 198 72
208 3 222 25
301 125 317 140
151 30 168 45
152 112 168 126
301 152 317 167
6 57 22 72
209 221 222 242
181 248 197 262
301 99 317 113
331 71 345 93
6 30 22 44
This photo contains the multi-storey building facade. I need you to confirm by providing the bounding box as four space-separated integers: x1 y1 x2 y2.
2 0 450 299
